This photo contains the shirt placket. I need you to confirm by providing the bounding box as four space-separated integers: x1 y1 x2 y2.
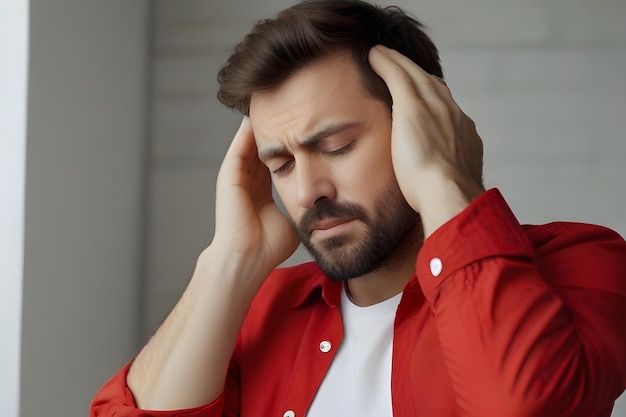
279 302 343 417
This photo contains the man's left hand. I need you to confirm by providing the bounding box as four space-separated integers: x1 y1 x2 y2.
369 45 485 237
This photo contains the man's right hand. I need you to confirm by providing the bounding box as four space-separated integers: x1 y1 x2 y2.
126 119 298 411
212 118 299 285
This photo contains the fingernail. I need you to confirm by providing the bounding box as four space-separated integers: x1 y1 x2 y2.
432 75 447 86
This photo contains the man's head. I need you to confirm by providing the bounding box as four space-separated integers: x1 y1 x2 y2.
217 1 437 280
217 0 442 116
248 52 421 281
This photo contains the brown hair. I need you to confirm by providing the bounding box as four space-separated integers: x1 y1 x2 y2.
217 0 442 116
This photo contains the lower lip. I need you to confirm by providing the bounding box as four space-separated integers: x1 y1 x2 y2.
311 219 358 240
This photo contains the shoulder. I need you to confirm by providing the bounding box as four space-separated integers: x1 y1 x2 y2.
524 221 623 246
247 261 327 313
524 222 626 294
524 221 625 257
260 261 326 298
238 262 331 345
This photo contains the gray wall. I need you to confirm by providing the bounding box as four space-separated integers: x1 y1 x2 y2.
21 1 148 416
146 0 626 414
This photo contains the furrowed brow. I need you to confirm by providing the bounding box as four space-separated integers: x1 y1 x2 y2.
258 145 289 164
257 121 362 163
300 121 361 147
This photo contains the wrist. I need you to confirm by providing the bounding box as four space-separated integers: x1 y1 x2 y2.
194 244 273 300
413 172 483 238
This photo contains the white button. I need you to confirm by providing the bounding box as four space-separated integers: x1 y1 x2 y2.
283 411 295 417
319 340 332 353
430 257 443 277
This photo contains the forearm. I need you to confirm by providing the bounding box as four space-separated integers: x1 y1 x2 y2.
432 258 584 415
417 190 626 416
127 245 269 410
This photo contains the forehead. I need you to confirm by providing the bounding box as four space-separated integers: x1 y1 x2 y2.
249 52 381 144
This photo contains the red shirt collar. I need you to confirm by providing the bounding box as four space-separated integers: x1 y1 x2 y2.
287 262 343 309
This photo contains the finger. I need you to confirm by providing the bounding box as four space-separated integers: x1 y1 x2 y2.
431 74 447 87
219 118 268 192
372 45 450 97
368 45 422 110
225 117 255 158
369 45 454 107
222 117 259 171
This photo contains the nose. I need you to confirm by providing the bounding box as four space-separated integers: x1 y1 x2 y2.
295 157 336 209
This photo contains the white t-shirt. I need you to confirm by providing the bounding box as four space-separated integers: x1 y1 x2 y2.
306 287 403 417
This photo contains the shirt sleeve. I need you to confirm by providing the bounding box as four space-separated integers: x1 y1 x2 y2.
416 188 626 417
89 361 227 417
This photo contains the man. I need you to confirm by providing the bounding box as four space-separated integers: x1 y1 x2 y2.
91 1 626 416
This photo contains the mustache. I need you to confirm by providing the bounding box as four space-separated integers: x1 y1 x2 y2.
297 200 369 237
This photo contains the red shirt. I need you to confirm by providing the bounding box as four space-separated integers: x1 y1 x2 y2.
91 189 626 417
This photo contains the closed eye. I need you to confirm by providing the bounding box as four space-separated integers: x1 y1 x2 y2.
270 141 354 175
271 159 294 175
324 141 354 157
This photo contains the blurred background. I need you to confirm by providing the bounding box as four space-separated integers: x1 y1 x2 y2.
1 0 625 416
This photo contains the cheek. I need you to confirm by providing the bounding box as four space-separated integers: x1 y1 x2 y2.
344 146 394 188
272 180 301 221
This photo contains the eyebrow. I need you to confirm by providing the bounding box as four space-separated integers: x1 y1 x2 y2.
258 121 361 163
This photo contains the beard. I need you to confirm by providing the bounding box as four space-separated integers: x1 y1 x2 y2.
292 180 421 281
